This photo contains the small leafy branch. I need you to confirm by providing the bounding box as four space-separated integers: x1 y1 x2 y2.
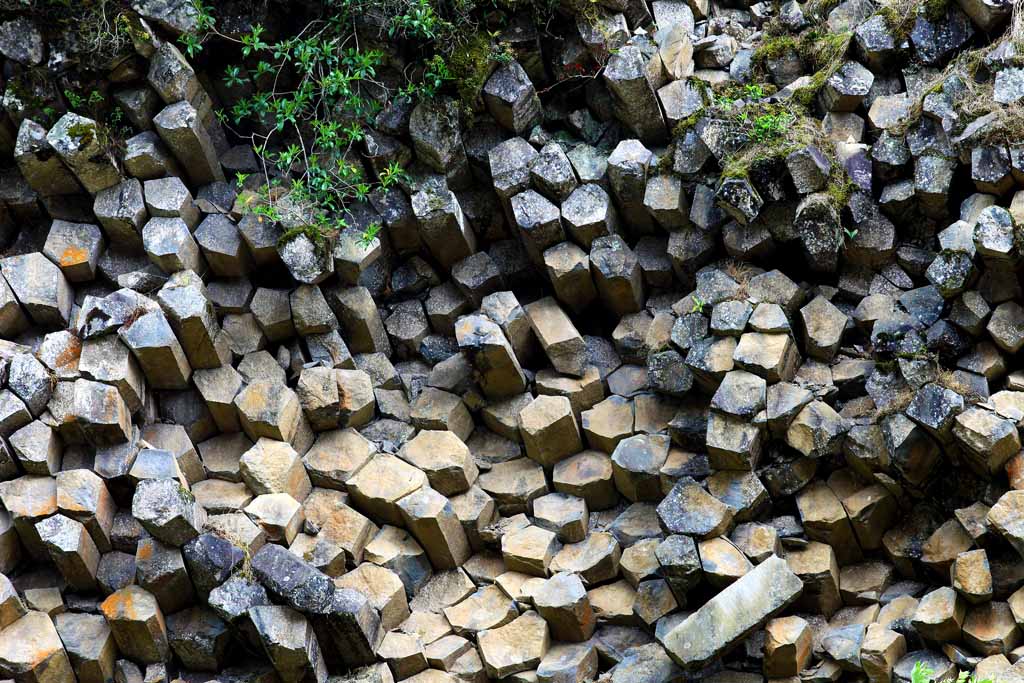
911 661 993 683
175 0 533 248
61 87 134 158
747 111 796 142
179 0 416 249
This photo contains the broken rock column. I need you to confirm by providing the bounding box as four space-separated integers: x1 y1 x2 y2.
411 177 477 270
14 119 83 198
525 297 588 377
45 113 121 194
0 611 76 683
455 313 527 399
153 101 225 186
602 44 668 145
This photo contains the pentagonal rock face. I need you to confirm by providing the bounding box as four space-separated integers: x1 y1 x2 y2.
239 438 312 501
132 478 206 547
100 586 170 664
15 118 82 196
0 610 76 682
483 61 541 134
477 611 550 678
399 430 477 496
46 113 121 193
348 453 428 526
234 380 302 443
0 252 73 329
36 513 100 591
118 310 192 390
248 605 328 683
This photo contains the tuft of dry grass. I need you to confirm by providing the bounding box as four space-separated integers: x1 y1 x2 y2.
935 368 984 404
874 387 915 421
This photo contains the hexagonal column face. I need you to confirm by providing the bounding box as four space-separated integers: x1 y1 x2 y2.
100 586 170 664
248 605 327 683
132 478 206 547
398 487 471 570
35 513 100 592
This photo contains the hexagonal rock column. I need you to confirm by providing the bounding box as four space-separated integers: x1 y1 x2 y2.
248 605 328 683
153 101 225 186
0 253 73 329
118 310 192 390
525 297 588 377
132 478 206 547
35 513 100 592
602 44 668 145
519 395 582 468
455 314 527 399
0 611 76 683
483 60 542 135
53 612 117 683
533 572 596 642
477 611 550 679
398 487 472 570
411 178 477 270
46 113 122 194
99 586 170 664
14 119 83 197
155 270 224 369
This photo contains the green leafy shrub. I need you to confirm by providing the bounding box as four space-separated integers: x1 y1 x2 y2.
911 660 993 683
175 0 533 246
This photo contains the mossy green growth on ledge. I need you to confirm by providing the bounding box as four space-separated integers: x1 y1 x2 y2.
65 121 96 147
449 31 515 114
277 217 337 256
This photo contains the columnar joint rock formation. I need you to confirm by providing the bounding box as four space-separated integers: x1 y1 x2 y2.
1 0 1024 682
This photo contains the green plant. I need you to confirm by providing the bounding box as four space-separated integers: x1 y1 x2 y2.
843 227 859 241
175 5 405 238
749 111 795 141
416 54 454 100
62 87 134 158
691 296 707 314
389 0 451 39
357 223 383 249
446 31 517 111
64 89 102 111
743 83 765 100
173 0 563 242
910 661 992 683
179 0 216 56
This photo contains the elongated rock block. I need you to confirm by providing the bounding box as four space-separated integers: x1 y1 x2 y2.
659 555 803 669
525 297 587 378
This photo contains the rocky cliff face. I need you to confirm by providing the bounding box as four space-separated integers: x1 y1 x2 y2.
0 0 1023 682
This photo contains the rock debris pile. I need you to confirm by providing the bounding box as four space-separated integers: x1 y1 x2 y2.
1 0 1024 682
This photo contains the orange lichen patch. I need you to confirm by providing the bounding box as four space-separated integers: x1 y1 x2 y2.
26 494 58 519
1007 451 1024 489
53 335 82 370
99 388 121 421
6 485 57 518
136 540 154 561
101 588 141 621
120 307 149 330
1 612 61 669
3 479 58 518
26 643 59 668
56 491 87 514
59 245 89 267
